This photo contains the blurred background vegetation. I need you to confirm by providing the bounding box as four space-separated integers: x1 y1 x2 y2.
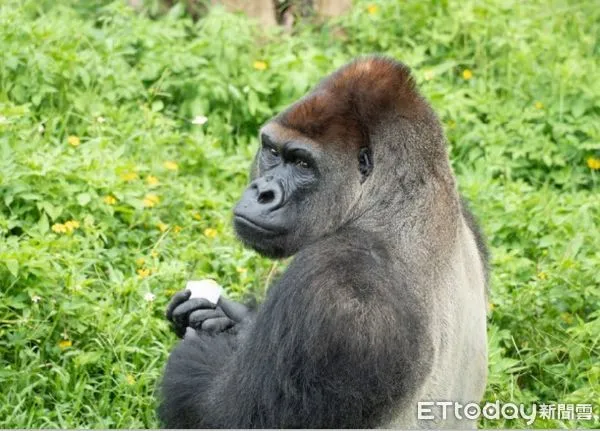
0 0 598 427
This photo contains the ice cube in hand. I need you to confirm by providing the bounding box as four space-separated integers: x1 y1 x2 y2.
185 279 223 304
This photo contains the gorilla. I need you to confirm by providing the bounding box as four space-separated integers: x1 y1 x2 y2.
158 56 489 428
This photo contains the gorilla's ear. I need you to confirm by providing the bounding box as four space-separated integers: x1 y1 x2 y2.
359 147 373 182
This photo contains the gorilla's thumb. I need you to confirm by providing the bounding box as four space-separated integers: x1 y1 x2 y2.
217 297 251 322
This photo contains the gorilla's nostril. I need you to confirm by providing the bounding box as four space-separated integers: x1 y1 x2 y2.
258 190 275 204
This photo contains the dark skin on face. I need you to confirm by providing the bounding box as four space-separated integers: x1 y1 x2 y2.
234 132 319 231
233 125 321 258
233 121 373 259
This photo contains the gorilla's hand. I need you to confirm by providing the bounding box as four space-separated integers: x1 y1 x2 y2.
166 289 219 337
166 290 252 338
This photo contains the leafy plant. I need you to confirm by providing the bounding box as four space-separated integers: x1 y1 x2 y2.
0 0 598 428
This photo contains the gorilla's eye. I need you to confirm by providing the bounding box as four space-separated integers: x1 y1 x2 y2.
295 159 309 169
288 150 312 170
260 134 281 161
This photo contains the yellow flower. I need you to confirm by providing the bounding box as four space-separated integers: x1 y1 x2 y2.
58 340 72 350
462 69 473 80
146 175 159 186
537 271 548 280
192 212 202 221
125 374 136 385
488 302 495 312
236 267 247 274
51 220 78 235
367 4 378 14
253 60 268 71
560 312 573 325
67 135 80 147
203 228 217 239
587 157 600 170
423 69 434 81
150 250 159 258
157 222 169 232
120 172 139 182
64 220 80 232
173 225 183 233
143 194 160 208
137 268 151 279
103 195 117 205
163 161 178 171
135 257 145 267
534 101 544 110
52 223 67 233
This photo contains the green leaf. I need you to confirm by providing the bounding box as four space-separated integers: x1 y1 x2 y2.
571 99 586 118
565 234 584 258
74 351 103 366
37 213 49 234
151 100 164 112
5 259 19 277
247 91 259 116
40 202 63 220
20 193 42 201
77 193 91 206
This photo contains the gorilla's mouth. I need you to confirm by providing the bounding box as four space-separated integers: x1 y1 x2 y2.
233 215 282 237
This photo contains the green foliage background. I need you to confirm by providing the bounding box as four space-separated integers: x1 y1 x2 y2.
0 0 598 427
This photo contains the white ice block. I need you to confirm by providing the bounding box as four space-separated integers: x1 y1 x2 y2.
186 279 223 304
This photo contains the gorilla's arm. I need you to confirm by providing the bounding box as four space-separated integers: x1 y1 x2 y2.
158 243 433 428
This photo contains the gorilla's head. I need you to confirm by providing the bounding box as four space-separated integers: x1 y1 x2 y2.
233 122 366 258
233 56 448 258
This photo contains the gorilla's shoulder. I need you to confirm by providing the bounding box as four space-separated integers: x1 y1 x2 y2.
277 228 401 303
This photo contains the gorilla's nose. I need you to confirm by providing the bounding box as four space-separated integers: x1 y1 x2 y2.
251 177 284 212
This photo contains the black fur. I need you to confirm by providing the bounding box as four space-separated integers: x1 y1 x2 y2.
158 229 433 428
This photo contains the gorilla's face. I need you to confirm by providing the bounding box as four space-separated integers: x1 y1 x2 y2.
233 122 363 258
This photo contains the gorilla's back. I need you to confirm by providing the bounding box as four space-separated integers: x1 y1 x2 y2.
384 217 488 429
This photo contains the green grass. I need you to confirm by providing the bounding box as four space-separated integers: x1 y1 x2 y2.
0 0 598 428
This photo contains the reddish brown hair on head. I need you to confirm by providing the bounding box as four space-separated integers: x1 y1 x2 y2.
276 56 431 150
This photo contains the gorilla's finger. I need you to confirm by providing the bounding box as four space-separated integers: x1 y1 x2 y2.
166 289 191 321
189 309 225 328
172 298 217 323
217 297 251 323
201 317 234 333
